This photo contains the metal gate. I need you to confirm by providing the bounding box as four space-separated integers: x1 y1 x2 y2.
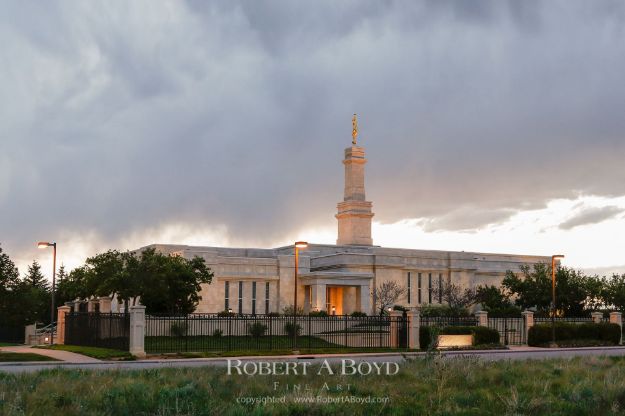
488 317 526 345
65 312 130 351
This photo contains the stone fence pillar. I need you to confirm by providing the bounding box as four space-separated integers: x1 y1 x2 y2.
56 306 71 345
87 299 99 312
406 310 420 349
98 297 112 313
610 312 623 345
522 310 534 343
389 311 403 348
591 312 603 324
475 311 488 327
129 305 146 358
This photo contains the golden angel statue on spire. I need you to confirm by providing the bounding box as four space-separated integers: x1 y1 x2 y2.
352 114 358 145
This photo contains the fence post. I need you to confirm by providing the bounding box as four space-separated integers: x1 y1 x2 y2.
610 312 623 345
406 310 420 350
56 306 71 345
129 305 146 358
591 312 603 324
98 297 112 313
390 311 402 348
475 311 488 327
522 310 534 344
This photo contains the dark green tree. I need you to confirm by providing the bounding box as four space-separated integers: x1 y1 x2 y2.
474 285 521 317
24 260 49 290
602 274 625 311
503 264 603 316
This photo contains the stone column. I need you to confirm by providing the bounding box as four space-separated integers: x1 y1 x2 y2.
522 310 534 343
475 311 488 327
73 300 82 313
311 284 327 313
591 312 603 324
406 310 420 350
610 312 623 345
56 306 71 345
129 305 146 358
357 284 371 315
87 299 99 312
98 297 112 313
389 311 403 348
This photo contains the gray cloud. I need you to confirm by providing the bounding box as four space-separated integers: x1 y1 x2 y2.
559 206 624 230
2 1 625 260
419 207 516 232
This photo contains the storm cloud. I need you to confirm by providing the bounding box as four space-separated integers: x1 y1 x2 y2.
559 206 624 230
2 1 625 260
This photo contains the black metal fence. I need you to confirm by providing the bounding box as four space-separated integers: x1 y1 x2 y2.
420 316 478 327
0 325 24 344
488 317 526 345
65 312 130 351
534 317 594 324
145 314 408 353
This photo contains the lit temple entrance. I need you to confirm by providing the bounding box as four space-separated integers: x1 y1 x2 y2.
300 273 373 315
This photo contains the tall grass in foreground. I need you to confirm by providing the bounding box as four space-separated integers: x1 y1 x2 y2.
3 356 625 415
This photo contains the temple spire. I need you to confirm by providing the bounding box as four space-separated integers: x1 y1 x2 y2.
352 114 358 145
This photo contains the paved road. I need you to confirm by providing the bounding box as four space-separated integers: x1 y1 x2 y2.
2 346 625 374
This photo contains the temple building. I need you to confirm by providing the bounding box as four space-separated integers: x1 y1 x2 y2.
141 117 549 315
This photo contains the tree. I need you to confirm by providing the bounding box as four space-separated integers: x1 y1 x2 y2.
65 247 214 314
602 274 625 311
432 280 477 312
374 281 407 315
503 264 603 316
24 260 49 290
0 245 21 326
474 285 521 317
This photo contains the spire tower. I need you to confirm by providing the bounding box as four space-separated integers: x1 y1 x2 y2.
336 115 374 245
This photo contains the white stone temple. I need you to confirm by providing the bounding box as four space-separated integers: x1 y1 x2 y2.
141 118 549 315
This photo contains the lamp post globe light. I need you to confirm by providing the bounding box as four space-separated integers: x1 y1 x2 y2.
551 254 565 346
37 241 57 345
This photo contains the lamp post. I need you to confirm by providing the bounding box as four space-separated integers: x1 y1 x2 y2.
293 241 308 349
37 241 57 345
551 254 565 346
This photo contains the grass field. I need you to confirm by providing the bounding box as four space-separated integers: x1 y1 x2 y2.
0 352 58 362
2 356 625 414
35 345 134 360
0 343 20 347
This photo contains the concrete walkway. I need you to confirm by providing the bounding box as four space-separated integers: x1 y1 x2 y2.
2 345 625 374
0 345 101 363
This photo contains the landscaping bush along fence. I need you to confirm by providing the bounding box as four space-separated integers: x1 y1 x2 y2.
144 314 408 353
528 322 621 347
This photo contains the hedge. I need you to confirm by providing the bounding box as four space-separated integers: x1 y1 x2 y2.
528 322 621 347
419 326 500 349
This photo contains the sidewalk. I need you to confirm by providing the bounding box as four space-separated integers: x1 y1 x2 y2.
0 345 101 363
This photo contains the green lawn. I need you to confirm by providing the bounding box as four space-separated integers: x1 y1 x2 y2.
35 345 134 360
145 335 349 353
0 352 59 362
161 347 419 359
0 342 21 347
2 356 625 414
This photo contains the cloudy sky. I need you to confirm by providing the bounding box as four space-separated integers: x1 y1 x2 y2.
2 1 625 279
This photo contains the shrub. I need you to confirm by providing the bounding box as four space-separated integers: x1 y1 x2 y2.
393 305 409 312
309 310 328 317
170 322 188 338
471 326 500 345
284 322 302 337
528 322 621 346
266 312 281 317
350 311 367 317
419 326 500 349
247 322 268 338
420 305 470 317
212 329 223 338
282 305 305 316
217 310 235 317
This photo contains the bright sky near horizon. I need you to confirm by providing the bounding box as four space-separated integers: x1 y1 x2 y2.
2 1 625 280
